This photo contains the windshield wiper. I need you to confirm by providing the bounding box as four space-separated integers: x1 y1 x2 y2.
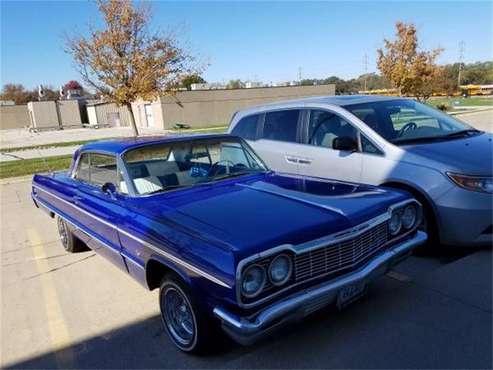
392 136 448 145
393 129 482 145
440 129 481 138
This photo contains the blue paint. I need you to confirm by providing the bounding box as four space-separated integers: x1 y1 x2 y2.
32 135 413 314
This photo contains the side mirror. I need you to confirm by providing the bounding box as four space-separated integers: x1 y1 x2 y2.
102 182 117 198
333 136 358 152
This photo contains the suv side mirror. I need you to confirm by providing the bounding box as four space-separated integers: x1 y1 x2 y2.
333 136 358 152
102 182 117 198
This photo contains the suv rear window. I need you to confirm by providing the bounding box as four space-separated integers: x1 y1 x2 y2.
262 110 300 143
231 114 260 140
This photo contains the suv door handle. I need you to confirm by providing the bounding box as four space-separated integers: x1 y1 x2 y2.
285 156 298 164
73 195 83 203
298 158 313 165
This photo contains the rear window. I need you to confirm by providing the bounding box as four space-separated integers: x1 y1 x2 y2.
262 110 300 143
231 114 260 140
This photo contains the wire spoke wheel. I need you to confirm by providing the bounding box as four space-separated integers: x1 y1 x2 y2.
57 217 69 250
163 287 196 347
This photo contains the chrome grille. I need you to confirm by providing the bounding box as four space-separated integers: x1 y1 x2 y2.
294 221 389 282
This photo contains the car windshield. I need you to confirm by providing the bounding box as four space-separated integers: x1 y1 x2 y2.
122 137 268 195
345 99 479 145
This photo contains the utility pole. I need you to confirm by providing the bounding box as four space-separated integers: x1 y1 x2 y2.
298 66 302 83
458 41 465 88
363 53 369 91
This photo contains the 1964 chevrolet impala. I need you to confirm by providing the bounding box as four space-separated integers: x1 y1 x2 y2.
32 134 426 353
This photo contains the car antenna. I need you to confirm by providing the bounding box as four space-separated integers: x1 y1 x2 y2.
35 145 54 175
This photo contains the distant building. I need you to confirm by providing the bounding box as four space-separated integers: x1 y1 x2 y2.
0 100 15 106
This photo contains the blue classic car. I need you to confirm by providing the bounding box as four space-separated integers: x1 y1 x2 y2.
32 134 427 353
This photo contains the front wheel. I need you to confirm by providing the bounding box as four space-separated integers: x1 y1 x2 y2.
159 275 218 353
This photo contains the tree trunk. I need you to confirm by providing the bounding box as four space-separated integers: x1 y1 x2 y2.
126 103 139 137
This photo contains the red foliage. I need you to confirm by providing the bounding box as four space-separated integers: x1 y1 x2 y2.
64 80 82 90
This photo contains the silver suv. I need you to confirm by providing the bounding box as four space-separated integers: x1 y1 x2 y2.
228 95 493 247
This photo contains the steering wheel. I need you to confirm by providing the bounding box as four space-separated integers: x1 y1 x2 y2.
208 160 235 176
397 122 418 137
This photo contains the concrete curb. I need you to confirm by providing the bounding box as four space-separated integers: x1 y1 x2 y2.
0 175 33 185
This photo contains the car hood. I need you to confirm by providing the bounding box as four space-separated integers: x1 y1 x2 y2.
131 173 409 259
403 132 493 175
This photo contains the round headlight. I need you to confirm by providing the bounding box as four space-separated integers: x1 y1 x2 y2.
402 204 417 229
389 210 402 235
241 264 266 298
268 254 292 286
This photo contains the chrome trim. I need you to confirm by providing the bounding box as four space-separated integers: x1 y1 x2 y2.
268 254 293 287
36 196 124 257
215 231 427 345
33 185 232 288
237 183 346 216
235 199 421 308
241 264 267 299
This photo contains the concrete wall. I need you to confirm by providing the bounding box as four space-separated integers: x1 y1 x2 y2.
27 101 59 130
149 84 336 129
0 105 30 129
131 100 164 128
91 103 134 127
57 100 83 128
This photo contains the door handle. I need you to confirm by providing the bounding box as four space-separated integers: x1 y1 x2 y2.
285 156 298 164
73 195 83 203
298 158 313 165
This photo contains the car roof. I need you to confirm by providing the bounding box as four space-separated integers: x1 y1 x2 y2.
236 94 403 115
79 134 235 155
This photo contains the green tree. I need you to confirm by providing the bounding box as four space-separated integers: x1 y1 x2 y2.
180 74 206 90
226 79 244 89
66 0 195 136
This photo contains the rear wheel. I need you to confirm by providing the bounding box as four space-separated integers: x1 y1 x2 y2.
159 275 219 353
56 216 86 253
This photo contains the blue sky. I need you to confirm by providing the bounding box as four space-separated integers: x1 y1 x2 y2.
1 1 492 89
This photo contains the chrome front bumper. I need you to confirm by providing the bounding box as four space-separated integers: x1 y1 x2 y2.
213 231 427 345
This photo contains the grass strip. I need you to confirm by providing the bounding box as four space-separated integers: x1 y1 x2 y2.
0 155 73 179
0 126 228 153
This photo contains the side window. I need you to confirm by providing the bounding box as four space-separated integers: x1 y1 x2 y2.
75 153 118 188
89 154 118 186
308 110 357 149
75 153 90 182
262 110 300 143
361 135 382 155
231 114 259 140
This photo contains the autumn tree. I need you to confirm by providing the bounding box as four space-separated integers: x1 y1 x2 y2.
65 0 194 136
377 22 443 101
0 84 42 104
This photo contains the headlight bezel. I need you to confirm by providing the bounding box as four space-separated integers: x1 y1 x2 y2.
240 263 267 299
387 199 422 237
401 204 417 229
268 253 293 286
446 172 493 194
389 210 403 235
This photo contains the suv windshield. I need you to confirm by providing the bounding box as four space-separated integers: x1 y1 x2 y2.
122 137 268 195
345 99 479 145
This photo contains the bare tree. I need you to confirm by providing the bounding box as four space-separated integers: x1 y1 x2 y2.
65 0 194 136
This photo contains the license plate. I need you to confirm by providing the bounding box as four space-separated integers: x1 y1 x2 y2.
337 282 366 309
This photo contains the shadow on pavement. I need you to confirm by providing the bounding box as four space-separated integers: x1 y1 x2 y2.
5 250 492 369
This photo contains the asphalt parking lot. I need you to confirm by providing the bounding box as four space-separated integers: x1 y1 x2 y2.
1 110 492 369
1 180 492 369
